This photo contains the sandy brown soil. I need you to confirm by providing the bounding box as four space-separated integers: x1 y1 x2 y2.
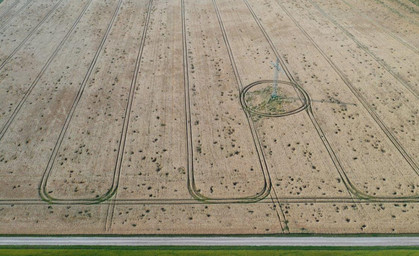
0 0 418 234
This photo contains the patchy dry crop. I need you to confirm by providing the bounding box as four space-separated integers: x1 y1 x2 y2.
0 0 418 234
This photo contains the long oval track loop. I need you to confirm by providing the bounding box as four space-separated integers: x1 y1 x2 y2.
182 0 272 203
271 0 419 175
38 0 127 204
243 0 419 201
39 0 155 205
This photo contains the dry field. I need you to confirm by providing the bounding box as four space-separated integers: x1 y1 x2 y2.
0 0 418 234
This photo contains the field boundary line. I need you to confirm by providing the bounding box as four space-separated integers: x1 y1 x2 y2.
38 0 124 204
0 0 31 31
0 0 93 141
0 0 66 71
339 0 419 55
309 0 418 98
1 196 419 205
104 0 154 232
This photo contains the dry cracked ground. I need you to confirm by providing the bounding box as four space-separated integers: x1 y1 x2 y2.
0 0 418 234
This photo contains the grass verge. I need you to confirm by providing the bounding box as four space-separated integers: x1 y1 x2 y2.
0 246 418 256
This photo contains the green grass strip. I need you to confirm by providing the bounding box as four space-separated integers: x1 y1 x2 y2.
0 248 419 256
0 246 418 256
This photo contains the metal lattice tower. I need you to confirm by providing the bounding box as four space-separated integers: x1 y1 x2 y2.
271 58 281 99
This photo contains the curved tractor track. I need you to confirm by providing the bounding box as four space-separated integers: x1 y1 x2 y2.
272 0 418 174
38 0 127 205
182 0 273 204
240 80 309 118
0 0 416 208
243 0 419 203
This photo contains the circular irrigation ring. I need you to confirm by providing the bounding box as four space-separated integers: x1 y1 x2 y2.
240 80 310 117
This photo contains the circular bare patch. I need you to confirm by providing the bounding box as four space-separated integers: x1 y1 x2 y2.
240 80 309 117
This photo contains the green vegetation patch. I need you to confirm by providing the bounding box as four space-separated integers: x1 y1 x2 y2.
245 86 287 115
408 0 419 6
0 246 418 256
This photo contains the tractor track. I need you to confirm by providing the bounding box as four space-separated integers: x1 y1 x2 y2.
0 0 19 21
104 0 154 232
309 0 419 98
0 0 93 141
242 0 359 224
289 0 419 174
339 0 419 55
182 0 272 203
212 0 289 231
0 0 66 71
1 196 418 206
247 0 419 201
373 0 419 27
0 0 31 31
38 0 125 204
392 0 419 15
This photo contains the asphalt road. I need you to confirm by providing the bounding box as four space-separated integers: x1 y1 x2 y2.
1 236 419 246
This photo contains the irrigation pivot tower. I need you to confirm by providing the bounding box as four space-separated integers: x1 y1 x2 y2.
271 58 281 99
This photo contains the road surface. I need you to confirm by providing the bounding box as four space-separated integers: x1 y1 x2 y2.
0 236 418 246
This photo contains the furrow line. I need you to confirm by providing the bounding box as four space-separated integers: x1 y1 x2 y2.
0 0 94 141
182 0 272 203
373 0 419 27
309 0 418 98
340 0 419 55
104 0 154 231
266 0 419 199
38 0 125 203
0 0 66 71
291 0 419 174
0 0 31 31
0 0 19 21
